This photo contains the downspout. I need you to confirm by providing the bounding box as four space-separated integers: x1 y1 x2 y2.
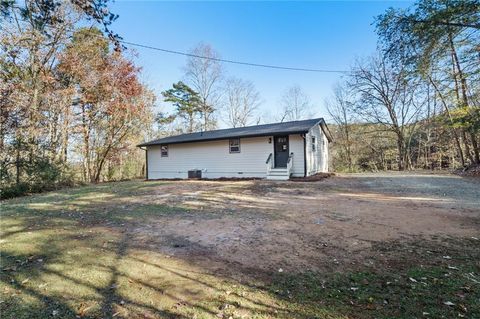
302 134 307 177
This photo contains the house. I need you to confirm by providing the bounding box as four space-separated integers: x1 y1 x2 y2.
138 118 332 180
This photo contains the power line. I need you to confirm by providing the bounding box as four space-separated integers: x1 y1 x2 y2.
18 20 350 74
119 40 350 74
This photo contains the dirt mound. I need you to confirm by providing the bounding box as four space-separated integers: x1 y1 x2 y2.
455 164 480 177
290 172 334 182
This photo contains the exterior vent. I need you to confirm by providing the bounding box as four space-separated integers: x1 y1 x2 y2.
188 170 202 179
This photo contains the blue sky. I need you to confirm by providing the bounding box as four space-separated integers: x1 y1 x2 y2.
109 1 412 125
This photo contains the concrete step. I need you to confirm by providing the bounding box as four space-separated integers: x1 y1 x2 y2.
266 175 290 180
268 171 289 176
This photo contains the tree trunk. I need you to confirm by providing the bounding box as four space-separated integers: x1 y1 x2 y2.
188 113 194 133
428 76 465 166
396 132 406 171
204 108 208 131
81 104 91 182
470 132 480 164
451 62 474 164
343 122 353 172
15 141 20 185
94 145 113 183
449 33 478 164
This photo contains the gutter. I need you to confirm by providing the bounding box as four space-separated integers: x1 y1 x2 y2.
137 130 310 147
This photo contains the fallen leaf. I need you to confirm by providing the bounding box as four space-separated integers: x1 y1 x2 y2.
78 305 93 316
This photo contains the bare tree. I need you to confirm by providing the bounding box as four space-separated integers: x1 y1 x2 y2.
277 85 312 122
223 77 262 128
349 54 423 170
184 43 224 131
325 83 355 171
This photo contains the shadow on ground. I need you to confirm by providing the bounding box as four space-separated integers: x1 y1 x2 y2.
1 178 479 318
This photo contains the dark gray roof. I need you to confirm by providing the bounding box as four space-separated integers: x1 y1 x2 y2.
138 118 331 147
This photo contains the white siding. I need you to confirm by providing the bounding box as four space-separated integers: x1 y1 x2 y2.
147 134 305 179
305 125 329 175
288 134 305 177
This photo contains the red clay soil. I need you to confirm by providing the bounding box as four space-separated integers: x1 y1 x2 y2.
146 174 334 182
290 172 334 182
131 172 480 276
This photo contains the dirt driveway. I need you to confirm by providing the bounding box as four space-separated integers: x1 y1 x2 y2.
2 172 479 318
130 172 480 276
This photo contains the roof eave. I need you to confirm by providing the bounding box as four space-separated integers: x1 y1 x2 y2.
317 119 333 142
137 130 311 147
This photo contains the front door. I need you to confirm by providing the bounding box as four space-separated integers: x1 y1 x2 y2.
274 136 289 168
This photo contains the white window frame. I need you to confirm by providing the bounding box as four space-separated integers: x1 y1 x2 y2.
312 136 316 151
161 145 168 157
229 138 240 153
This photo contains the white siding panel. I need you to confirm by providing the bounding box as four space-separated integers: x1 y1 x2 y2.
306 125 329 175
289 134 305 177
147 134 305 179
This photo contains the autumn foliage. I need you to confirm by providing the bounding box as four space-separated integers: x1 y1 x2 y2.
1 3 154 198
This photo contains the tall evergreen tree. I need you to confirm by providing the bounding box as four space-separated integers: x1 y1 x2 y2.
162 82 201 133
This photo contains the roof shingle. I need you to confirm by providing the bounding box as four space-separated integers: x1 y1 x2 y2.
138 118 329 147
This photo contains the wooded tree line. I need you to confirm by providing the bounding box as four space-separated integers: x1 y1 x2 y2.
1 1 154 198
1 1 315 198
327 0 479 172
2 0 477 198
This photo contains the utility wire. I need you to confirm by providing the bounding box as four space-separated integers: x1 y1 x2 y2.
119 40 350 74
22 20 350 74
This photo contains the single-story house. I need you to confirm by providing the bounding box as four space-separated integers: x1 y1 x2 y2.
138 118 332 180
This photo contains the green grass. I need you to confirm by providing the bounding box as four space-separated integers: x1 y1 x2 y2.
270 262 480 319
1 180 479 318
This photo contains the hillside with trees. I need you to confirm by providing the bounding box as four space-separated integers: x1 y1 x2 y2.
1 1 155 198
1 0 479 198
327 0 479 172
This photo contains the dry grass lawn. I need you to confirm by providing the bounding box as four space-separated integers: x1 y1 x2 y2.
1 172 479 318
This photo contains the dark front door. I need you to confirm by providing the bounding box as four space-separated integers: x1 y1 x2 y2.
274 136 289 168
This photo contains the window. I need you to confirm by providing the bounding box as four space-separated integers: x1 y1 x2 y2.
229 138 240 153
276 137 288 152
312 136 316 151
161 145 168 157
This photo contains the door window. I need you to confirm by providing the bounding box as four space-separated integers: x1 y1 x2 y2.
276 137 287 152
